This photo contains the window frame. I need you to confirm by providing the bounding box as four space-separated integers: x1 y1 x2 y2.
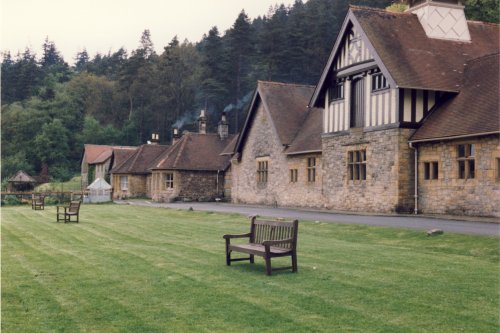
328 82 344 102
164 172 174 189
423 161 439 180
348 150 367 181
457 144 475 179
290 169 298 183
120 175 128 190
257 159 269 184
371 73 389 92
307 157 316 182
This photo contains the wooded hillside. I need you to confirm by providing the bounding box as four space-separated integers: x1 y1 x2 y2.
1 0 497 182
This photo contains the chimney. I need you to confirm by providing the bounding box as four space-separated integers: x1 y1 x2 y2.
218 111 229 139
150 133 159 145
406 0 470 42
172 127 181 145
198 109 207 134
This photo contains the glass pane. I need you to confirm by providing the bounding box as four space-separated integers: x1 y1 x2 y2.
458 145 466 157
354 164 360 180
432 162 439 179
360 164 366 180
458 160 465 179
424 163 430 180
468 160 475 178
469 144 475 157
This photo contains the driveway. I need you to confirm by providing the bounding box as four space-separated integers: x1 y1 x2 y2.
117 200 500 237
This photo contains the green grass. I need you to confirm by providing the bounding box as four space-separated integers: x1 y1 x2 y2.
35 176 82 192
2 205 499 333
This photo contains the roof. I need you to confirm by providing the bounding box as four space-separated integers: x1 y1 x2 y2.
8 170 36 183
220 135 239 156
236 81 316 153
285 107 323 155
410 53 500 142
311 6 499 106
84 144 136 165
153 133 236 171
87 177 112 190
111 147 138 170
112 144 170 174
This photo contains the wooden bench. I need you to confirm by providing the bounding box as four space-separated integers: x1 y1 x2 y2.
57 201 81 223
223 216 298 276
31 194 45 210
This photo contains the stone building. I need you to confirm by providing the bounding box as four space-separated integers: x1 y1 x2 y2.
231 81 324 208
111 141 170 199
231 1 499 217
150 112 237 202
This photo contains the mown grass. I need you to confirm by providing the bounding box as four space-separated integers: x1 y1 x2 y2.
2 204 499 333
35 176 82 192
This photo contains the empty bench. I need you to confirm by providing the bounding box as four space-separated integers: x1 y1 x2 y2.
223 216 298 276
32 194 45 210
57 201 81 223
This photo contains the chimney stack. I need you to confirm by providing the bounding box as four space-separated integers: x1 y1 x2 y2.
150 133 159 145
172 127 181 145
406 0 470 42
218 111 229 139
198 109 207 134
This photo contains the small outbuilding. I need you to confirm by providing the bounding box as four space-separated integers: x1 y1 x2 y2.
7 170 37 192
85 177 112 203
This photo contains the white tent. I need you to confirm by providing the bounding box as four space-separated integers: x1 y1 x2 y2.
85 178 112 203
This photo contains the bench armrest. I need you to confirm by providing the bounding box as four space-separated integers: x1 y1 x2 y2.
262 238 294 247
223 233 251 240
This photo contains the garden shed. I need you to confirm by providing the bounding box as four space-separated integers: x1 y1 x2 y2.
85 178 112 203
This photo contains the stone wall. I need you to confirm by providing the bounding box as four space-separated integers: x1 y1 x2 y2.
232 102 323 208
151 170 224 202
112 174 147 199
417 135 500 217
322 127 415 213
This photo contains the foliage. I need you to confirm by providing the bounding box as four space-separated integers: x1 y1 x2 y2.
2 205 499 332
1 195 23 206
0 0 495 181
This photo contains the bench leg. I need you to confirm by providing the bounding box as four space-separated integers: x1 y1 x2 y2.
250 255 254 264
265 256 272 276
291 252 298 273
225 239 231 266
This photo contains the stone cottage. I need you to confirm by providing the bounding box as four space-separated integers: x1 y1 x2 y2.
150 111 237 202
231 81 324 208
111 140 170 199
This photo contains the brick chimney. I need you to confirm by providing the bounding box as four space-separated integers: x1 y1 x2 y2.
218 112 229 140
150 133 159 145
406 0 470 42
198 109 207 134
172 127 181 145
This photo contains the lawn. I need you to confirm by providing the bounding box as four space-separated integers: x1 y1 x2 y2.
2 204 499 333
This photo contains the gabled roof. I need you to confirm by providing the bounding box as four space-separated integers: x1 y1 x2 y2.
8 170 36 183
236 81 316 154
112 144 170 174
87 177 112 190
220 135 239 156
111 147 138 170
84 144 136 165
311 6 499 106
285 107 323 155
410 53 500 142
153 133 237 171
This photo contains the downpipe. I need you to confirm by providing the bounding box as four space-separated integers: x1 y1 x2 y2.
409 142 418 214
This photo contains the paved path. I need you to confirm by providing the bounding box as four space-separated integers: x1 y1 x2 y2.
117 200 499 236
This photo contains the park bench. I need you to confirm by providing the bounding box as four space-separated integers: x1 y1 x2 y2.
223 216 298 276
31 194 45 210
57 200 81 223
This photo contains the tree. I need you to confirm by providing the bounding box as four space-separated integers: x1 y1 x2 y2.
74 49 90 73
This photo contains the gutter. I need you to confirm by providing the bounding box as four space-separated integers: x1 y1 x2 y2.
409 131 500 144
408 142 418 215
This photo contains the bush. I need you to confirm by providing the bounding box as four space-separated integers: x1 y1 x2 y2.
1 195 22 206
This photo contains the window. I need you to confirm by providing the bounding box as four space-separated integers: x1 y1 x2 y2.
457 144 475 179
348 150 366 181
290 169 298 183
165 172 174 189
328 82 344 102
307 158 316 182
497 158 500 179
372 73 388 91
120 176 128 190
257 160 268 183
423 162 439 180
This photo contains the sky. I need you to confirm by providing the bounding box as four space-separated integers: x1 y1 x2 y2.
1 0 299 64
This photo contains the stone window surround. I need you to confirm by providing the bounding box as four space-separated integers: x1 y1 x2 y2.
307 157 317 182
256 157 269 184
347 149 367 182
290 168 298 183
423 161 439 180
164 172 174 189
457 143 475 179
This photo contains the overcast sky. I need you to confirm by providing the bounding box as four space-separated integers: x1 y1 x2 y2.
1 0 299 64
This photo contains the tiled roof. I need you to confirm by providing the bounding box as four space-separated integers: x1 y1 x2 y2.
410 53 500 142
111 147 138 170
351 6 499 92
285 107 323 155
236 81 316 153
153 133 236 171
8 170 36 183
112 144 170 174
84 144 113 164
220 135 239 156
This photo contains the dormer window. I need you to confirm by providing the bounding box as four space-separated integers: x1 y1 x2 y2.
372 73 388 91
